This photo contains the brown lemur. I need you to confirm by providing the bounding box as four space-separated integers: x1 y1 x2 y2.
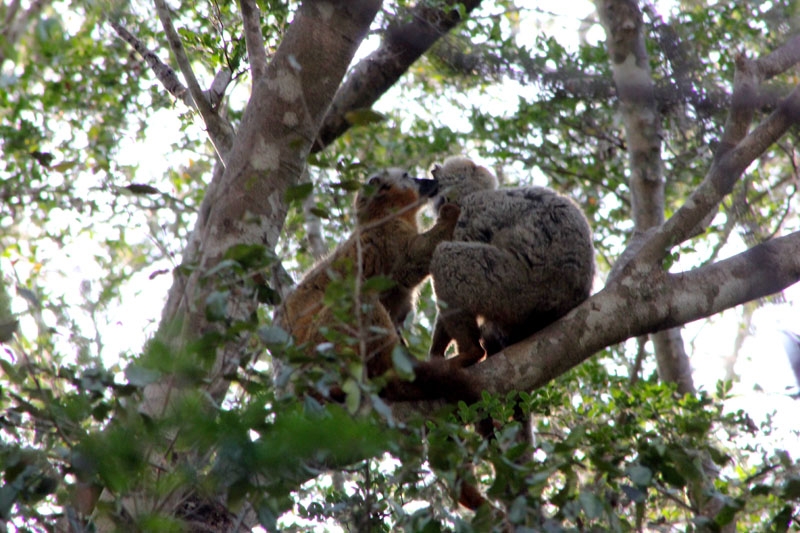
274 168 461 396
428 155 595 367
273 166 499 512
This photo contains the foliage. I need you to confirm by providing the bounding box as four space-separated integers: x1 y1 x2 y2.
2 0 800 531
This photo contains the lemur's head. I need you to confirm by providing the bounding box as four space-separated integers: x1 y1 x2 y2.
355 168 438 224
430 156 498 210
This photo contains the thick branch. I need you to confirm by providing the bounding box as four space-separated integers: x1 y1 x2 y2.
239 0 268 83
153 0 382 410
468 231 800 396
596 0 694 393
757 33 800 80
312 0 482 152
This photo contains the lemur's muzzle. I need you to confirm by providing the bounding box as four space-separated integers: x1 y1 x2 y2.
414 178 439 198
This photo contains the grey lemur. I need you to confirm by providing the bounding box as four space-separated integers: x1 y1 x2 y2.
428 156 595 366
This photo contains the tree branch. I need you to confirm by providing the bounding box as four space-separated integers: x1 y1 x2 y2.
0 0 48 66
107 18 192 106
312 0 483 152
757 33 800 80
633 76 800 270
153 0 234 158
153 0 382 411
238 0 268 83
468 230 800 397
596 0 694 393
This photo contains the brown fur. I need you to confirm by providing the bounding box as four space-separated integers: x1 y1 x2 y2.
275 168 490 511
275 168 459 384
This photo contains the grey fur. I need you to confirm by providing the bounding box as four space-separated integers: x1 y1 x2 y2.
429 156 595 365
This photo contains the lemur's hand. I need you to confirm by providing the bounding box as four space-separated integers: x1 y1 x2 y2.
438 202 461 225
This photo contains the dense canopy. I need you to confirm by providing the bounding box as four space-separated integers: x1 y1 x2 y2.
1 0 800 531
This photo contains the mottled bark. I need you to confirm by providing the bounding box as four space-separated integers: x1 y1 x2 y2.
116 3 381 527
149 1 382 414
595 0 694 396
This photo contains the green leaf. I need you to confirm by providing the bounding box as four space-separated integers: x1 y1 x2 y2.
342 378 360 415
781 476 800 499
50 160 78 172
714 497 744 527
626 465 652 486
285 182 314 203
621 484 646 503
309 207 330 219
258 326 292 347
344 108 387 126
391 346 415 379
0 319 18 343
124 365 161 387
205 290 229 322
332 179 362 192
362 275 396 293
123 183 160 195
579 491 604 519
223 243 273 268
770 505 792 533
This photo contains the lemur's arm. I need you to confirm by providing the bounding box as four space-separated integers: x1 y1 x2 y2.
389 203 460 289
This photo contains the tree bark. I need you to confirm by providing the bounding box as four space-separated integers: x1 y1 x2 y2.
595 0 696 395
113 3 382 527
146 1 382 416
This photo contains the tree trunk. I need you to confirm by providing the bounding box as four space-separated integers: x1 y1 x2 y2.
594 0 695 395
146 0 381 414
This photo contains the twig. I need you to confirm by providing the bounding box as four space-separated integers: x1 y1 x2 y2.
107 19 191 106
152 0 233 158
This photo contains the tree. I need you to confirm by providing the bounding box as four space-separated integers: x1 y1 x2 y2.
2 0 800 531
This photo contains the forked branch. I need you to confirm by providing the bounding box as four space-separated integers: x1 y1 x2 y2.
153 0 234 157
628 35 800 269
